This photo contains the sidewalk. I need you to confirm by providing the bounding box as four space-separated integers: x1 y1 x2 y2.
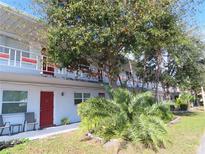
198 133 205 154
0 123 79 142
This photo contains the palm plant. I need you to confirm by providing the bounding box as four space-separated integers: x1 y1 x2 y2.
78 88 172 149
176 92 194 110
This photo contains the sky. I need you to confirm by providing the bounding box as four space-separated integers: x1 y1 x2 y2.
0 0 41 17
195 2 205 41
0 0 205 39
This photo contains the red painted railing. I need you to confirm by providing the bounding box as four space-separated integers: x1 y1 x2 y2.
21 57 37 64
0 45 106 82
0 52 9 59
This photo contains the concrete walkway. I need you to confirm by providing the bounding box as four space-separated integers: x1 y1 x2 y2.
198 133 205 154
0 123 79 142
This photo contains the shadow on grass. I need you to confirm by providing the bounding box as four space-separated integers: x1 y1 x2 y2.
173 111 198 117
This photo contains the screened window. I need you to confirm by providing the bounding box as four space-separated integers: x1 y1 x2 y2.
83 93 91 101
74 93 91 105
2 91 28 114
98 93 105 97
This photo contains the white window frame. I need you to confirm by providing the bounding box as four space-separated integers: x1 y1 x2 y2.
2 90 28 114
74 92 91 105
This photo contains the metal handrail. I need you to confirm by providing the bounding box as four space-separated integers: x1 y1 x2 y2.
0 45 118 83
0 44 40 56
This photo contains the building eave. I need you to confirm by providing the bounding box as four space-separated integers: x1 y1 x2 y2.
0 72 104 89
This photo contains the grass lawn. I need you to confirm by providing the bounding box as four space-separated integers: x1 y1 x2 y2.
142 111 205 154
1 111 205 154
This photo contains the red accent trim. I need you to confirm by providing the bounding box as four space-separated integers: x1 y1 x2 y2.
42 56 54 76
21 57 37 64
0 53 9 59
43 66 54 76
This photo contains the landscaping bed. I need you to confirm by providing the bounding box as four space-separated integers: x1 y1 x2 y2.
0 140 26 151
1 111 205 154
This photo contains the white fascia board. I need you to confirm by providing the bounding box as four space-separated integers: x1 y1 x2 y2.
0 72 104 90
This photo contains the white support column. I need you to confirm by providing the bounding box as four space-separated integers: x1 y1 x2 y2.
8 48 11 66
20 51 22 68
36 55 38 70
40 55 43 74
14 50 17 67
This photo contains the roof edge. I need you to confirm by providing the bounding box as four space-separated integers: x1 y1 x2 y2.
0 1 42 23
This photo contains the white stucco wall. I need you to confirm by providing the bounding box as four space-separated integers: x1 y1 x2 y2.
0 83 40 131
53 87 102 124
0 81 105 134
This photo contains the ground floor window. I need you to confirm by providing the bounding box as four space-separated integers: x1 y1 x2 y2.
74 92 91 105
2 90 28 114
98 93 105 97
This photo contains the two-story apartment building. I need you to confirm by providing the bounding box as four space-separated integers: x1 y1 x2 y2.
0 3 107 129
0 3 179 132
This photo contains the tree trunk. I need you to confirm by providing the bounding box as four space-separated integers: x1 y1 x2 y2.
107 72 118 89
166 86 170 100
193 90 199 106
155 49 162 102
128 60 135 92
118 75 123 87
142 53 147 91
104 61 118 88
162 86 166 101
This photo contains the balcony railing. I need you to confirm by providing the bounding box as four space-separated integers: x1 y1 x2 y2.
0 45 109 83
0 45 40 70
0 45 164 90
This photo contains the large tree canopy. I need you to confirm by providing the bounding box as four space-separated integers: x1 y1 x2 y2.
35 0 205 99
42 0 140 85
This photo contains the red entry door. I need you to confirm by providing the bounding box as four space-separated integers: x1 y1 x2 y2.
40 91 54 128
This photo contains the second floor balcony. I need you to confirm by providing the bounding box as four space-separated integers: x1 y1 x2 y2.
0 45 109 83
0 45 167 92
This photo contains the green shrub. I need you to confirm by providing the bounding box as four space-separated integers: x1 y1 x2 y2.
175 92 193 111
61 117 70 125
78 88 172 150
146 103 174 122
165 101 175 111
169 104 175 111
